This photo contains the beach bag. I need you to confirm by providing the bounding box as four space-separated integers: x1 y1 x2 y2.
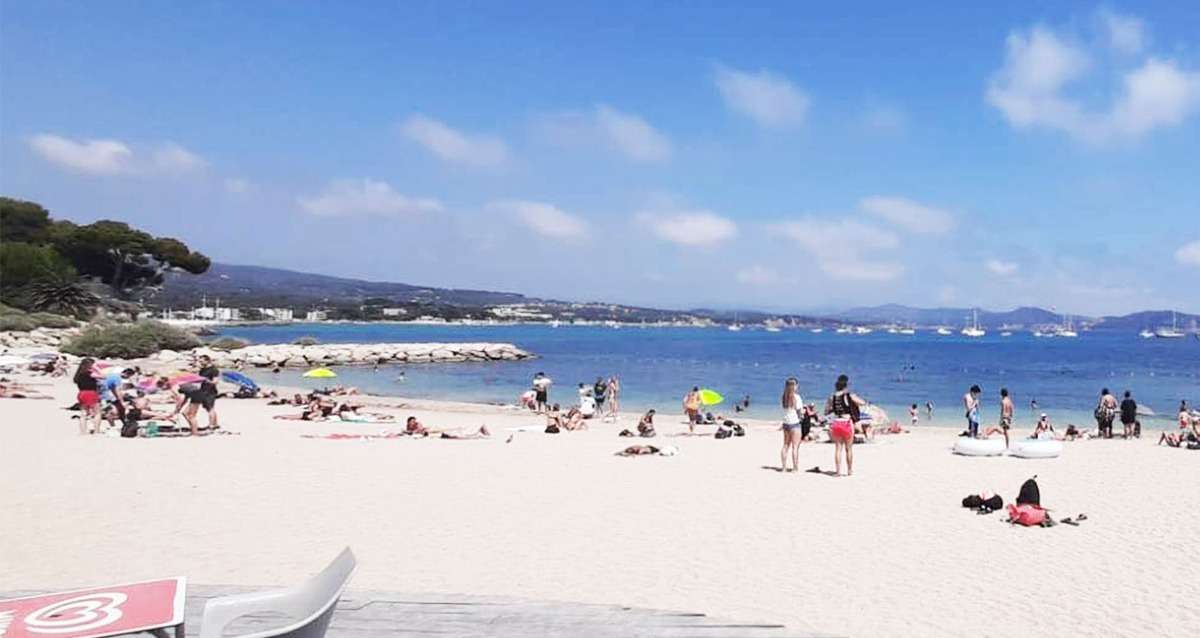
120 419 140 438
1007 504 1047 526
962 494 983 509
544 424 560 434
1016 477 1040 506
733 423 745 437
714 427 731 439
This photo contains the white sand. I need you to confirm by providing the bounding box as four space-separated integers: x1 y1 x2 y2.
2 372 1197 637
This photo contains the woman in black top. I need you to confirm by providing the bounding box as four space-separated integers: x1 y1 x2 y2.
73 357 100 435
824 374 866 477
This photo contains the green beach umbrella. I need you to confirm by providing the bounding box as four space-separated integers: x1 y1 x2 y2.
698 388 724 406
303 367 337 379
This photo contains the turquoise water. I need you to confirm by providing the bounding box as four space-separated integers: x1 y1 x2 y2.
216 324 1200 430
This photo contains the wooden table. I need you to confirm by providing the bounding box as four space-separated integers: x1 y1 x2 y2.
0 578 186 638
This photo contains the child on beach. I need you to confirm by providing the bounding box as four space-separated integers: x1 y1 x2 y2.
909 404 919 427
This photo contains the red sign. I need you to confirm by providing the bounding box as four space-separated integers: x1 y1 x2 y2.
0 578 186 638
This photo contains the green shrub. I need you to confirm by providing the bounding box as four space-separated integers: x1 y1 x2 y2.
0 315 37 332
28 312 77 329
292 336 319 346
61 320 202 358
208 336 250 351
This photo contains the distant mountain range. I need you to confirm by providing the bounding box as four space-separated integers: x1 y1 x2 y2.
155 263 1199 330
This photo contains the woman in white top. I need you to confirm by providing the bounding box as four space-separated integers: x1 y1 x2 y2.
780 377 804 472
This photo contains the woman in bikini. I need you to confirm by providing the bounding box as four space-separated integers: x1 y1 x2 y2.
824 374 866 477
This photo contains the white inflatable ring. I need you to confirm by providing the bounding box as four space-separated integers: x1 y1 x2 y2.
953 437 1007 456
1009 439 1063 459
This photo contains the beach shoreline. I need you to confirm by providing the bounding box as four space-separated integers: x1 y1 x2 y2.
3 368 1198 637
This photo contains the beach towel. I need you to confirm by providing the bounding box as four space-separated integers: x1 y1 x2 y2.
1007 503 1047 526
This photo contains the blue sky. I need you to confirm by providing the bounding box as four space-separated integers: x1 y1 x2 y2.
2 1 1198 315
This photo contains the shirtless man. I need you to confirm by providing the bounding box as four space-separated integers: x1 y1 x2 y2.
981 388 1013 447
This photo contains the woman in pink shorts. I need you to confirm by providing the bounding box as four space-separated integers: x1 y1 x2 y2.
824 374 866 476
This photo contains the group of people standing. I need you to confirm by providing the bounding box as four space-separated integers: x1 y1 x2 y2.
72 355 221 437
779 374 867 477
523 372 621 421
960 385 1146 444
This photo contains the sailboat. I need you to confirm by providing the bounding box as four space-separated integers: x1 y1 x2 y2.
1156 312 1185 338
1055 314 1078 338
1138 328 1155 339
960 309 986 338
810 327 824 334
727 313 742 332
936 327 953 336
898 326 916 335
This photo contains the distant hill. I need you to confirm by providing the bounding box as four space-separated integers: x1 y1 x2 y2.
154 263 531 308
835 304 1073 329
1095 310 1200 331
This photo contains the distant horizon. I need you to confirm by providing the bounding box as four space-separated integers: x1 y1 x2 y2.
179 260 1200 321
3 2 1199 315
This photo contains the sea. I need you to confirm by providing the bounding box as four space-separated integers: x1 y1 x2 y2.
215 324 1200 430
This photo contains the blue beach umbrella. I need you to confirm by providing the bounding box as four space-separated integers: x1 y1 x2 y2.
221 370 260 392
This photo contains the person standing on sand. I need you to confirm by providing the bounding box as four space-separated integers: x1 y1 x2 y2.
909 404 919 427
682 386 701 432
963 385 981 438
1095 388 1117 439
779 377 804 472
532 372 552 414
1120 391 1138 439
998 388 1014 448
824 374 865 477
593 377 607 414
606 376 620 421
72 357 100 435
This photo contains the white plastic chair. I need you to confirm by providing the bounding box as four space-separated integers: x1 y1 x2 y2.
199 548 356 638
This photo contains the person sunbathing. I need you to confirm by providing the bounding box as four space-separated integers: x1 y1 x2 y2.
274 397 335 421
0 383 52 399
561 407 588 431
335 403 395 421
404 416 490 439
615 445 660 456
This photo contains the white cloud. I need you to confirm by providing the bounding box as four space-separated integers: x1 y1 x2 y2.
223 178 252 194
535 106 672 163
859 196 954 234
1099 9 1146 54
399 114 510 168
985 259 1020 276
490 199 587 239
151 143 206 173
594 105 672 162
862 104 907 134
1176 240 1200 266
985 21 1200 144
297 178 443 217
639 209 737 246
736 265 779 286
29 134 205 176
714 65 809 127
777 218 903 282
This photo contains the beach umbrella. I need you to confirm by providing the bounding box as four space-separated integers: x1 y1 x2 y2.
169 373 205 386
303 367 337 379
698 388 724 406
221 370 259 391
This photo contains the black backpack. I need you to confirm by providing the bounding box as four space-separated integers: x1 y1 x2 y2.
1017 477 1040 506
714 427 731 439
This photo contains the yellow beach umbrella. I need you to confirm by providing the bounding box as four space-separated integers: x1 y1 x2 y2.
698 388 724 406
303 367 337 379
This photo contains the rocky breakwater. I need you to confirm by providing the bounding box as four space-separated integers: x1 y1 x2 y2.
0 327 82 351
155 342 535 368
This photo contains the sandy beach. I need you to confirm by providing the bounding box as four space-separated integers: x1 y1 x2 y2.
2 372 1198 638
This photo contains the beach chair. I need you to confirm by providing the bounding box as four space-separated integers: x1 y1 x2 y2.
198 548 356 638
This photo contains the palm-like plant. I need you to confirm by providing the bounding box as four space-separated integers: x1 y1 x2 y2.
23 274 100 319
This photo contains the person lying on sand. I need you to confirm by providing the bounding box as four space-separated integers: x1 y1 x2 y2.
335 403 395 421
0 383 52 399
615 445 659 456
561 407 587 431
404 416 490 439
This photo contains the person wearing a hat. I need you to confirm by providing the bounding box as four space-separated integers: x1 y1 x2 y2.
1033 413 1057 440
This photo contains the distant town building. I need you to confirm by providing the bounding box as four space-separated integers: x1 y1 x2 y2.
259 308 294 322
305 310 328 322
381 308 408 317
